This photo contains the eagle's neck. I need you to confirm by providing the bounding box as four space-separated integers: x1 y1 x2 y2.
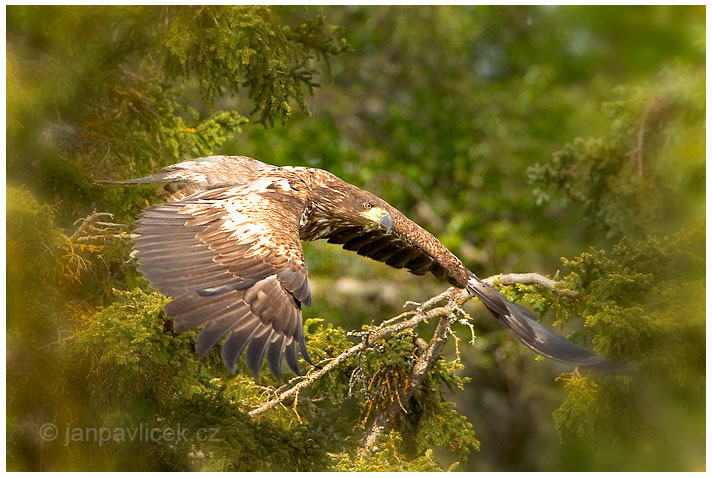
296 169 352 242
298 194 349 242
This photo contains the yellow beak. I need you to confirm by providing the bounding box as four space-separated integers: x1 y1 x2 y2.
363 207 393 233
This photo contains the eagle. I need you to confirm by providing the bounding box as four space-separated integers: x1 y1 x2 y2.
108 155 625 380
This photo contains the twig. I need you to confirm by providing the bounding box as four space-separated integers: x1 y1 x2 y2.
68 211 127 244
69 212 113 242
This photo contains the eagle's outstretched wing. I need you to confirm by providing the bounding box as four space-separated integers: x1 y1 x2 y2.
133 184 311 380
109 154 628 378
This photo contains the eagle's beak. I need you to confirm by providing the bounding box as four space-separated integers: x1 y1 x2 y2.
379 211 393 233
363 207 393 233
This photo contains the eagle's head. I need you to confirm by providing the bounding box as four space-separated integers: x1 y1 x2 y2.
333 186 393 233
313 175 394 234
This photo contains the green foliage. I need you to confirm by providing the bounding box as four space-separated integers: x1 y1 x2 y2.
414 401 480 462
51 287 477 471
6 186 64 301
75 289 203 392
293 321 480 467
555 225 705 370
331 431 454 472
84 75 250 176
528 68 705 239
552 373 637 443
6 186 81 471
339 328 479 465
164 6 348 126
7 5 345 216
60 288 338 470
541 225 703 469
353 330 421 415
486 224 705 470
5 186 66 378
293 318 356 404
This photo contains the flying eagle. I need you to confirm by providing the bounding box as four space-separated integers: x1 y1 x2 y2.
109 155 625 380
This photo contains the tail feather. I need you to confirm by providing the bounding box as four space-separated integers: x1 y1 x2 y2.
467 274 631 374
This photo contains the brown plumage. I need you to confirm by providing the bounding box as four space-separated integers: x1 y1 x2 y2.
108 155 628 379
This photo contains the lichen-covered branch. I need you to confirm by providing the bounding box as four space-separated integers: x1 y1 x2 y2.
489 272 580 298
247 272 571 418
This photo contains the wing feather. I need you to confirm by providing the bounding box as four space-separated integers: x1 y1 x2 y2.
196 314 243 359
221 324 259 374
285 340 299 375
102 155 275 202
322 216 467 287
167 292 244 332
245 329 275 378
267 336 286 381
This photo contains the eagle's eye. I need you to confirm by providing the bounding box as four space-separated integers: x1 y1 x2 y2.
363 202 373 210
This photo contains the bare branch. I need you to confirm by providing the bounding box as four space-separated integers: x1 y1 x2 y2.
69 212 112 242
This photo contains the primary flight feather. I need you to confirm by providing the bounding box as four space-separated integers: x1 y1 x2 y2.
108 155 627 379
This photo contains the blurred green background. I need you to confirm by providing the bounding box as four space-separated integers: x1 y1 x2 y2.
6 5 705 471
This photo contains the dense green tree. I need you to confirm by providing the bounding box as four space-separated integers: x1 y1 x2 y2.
7 5 705 471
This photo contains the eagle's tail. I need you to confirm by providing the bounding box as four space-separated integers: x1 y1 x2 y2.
466 273 631 374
